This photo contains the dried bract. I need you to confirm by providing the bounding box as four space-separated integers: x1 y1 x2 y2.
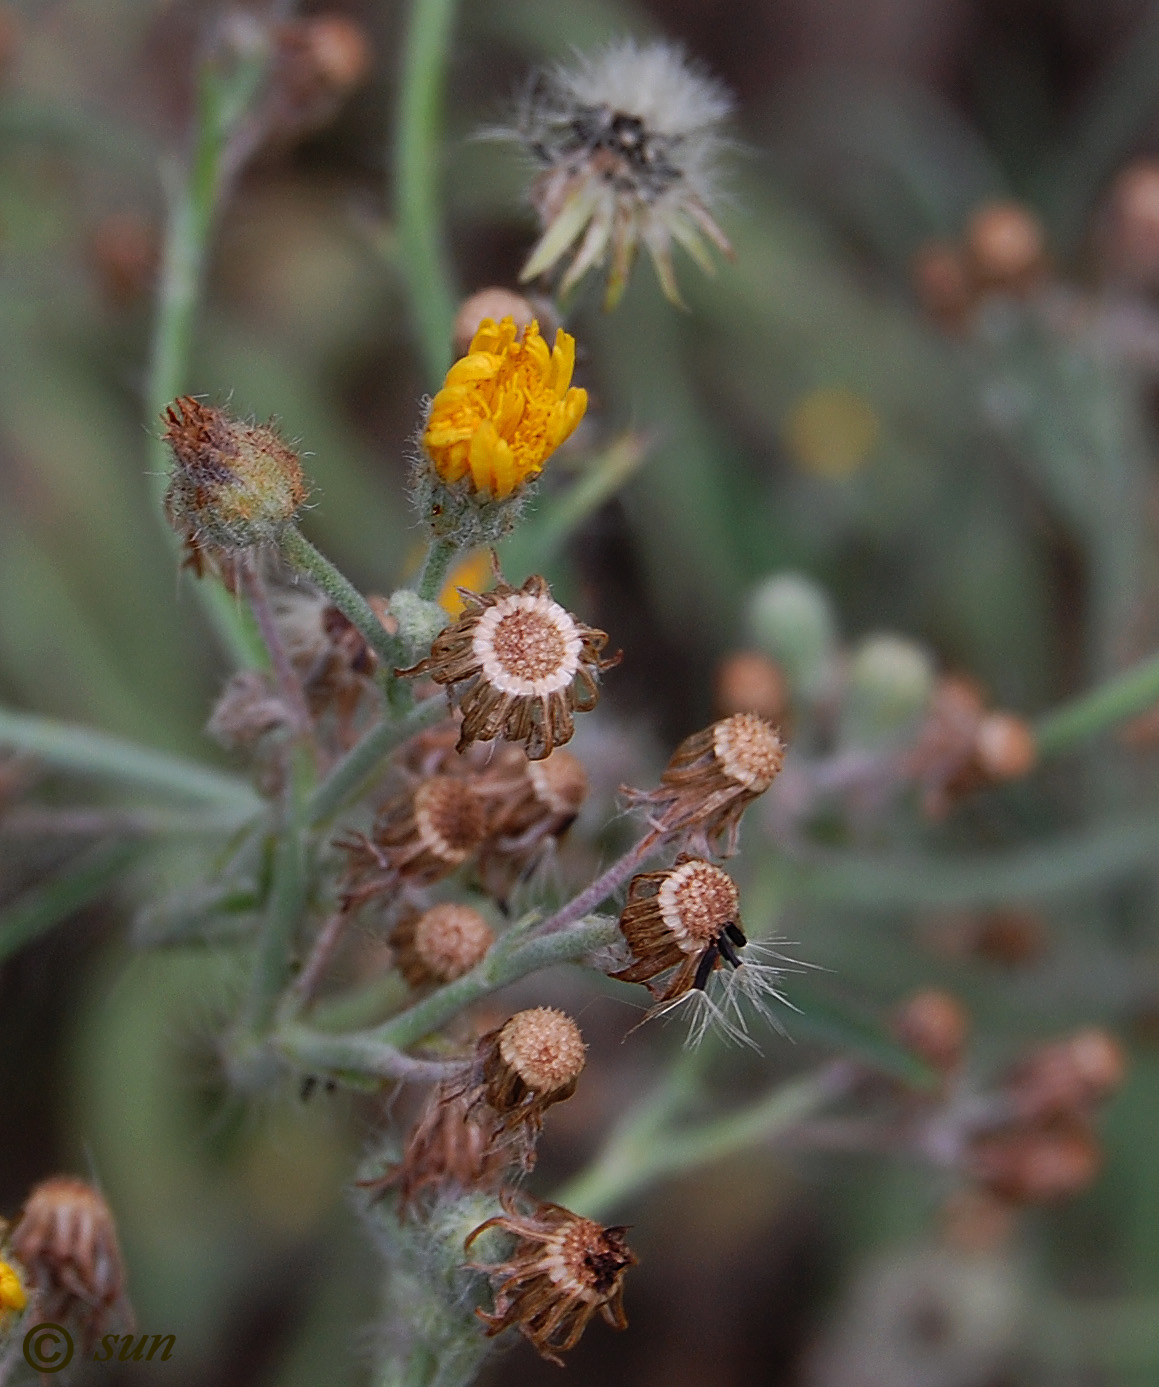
510 39 733 307
477 748 588 902
466 1193 635 1364
621 713 785 856
11 1178 131 1347
399 574 617 761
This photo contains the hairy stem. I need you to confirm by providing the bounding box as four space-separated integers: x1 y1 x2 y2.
414 534 462 602
533 831 661 937
395 0 459 383
1035 649 1159 755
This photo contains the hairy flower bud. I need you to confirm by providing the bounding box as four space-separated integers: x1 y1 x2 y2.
162 397 308 562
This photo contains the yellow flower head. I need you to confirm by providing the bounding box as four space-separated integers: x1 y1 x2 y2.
0 1258 26 1317
422 317 587 500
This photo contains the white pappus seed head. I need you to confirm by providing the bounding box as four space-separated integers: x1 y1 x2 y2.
509 39 735 309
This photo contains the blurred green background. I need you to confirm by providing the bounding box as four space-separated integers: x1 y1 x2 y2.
5 0 1159 1383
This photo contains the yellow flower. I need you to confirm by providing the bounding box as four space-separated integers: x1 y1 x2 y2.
0 1257 26 1318
422 317 587 500
438 548 493 615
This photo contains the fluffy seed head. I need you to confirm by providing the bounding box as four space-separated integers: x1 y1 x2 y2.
658 858 740 954
513 39 734 307
409 903 494 983
162 397 307 554
423 316 587 500
497 1007 586 1093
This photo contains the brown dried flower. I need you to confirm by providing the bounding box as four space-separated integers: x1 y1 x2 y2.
891 988 970 1075
390 902 495 986
399 574 617 761
1003 1028 1127 1123
713 650 788 722
965 200 1047 292
477 748 589 902
611 854 747 1005
477 1007 586 1151
967 1117 1102 1206
621 713 785 856
11 1177 132 1348
339 775 491 904
466 1193 636 1365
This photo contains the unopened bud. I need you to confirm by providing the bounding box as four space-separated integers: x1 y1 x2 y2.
968 1118 1102 1205
974 712 1036 781
891 987 970 1073
453 288 538 359
745 572 838 704
162 397 308 555
842 634 935 749
965 200 1046 291
714 650 788 721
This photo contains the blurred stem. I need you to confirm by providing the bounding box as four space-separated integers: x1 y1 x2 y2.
558 1061 854 1222
278 526 404 672
286 914 616 1072
237 748 313 1043
396 0 459 383
306 692 446 828
414 534 461 601
0 705 261 812
0 840 142 966
239 557 312 734
1035 650 1159 756
147 43 271 668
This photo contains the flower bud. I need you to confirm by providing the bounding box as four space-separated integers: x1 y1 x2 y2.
965 200 1046 292
891 988 970 1073
162 397 308 557
744 572 838 704
842 634 935 749
453 288 538 360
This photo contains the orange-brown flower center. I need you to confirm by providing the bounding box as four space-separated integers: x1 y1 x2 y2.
657 859 740 952
413 903 494 981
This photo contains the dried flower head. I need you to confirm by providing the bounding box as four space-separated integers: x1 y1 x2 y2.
390 902 495 986
162 397 307 568
511 39 733 307
0 1257 25 1320
612 855 747 1005
965 200 1047 292
422 316 587 503
340 775 491 904
912 239 974 329
207 669 293 752
360 1086 507 1214
891 988 970 1075
466 1193 636 1364
621 713 785 856
480 1007 587 1128
11 1178 131 1347
477 748 589 902
400 574 617 760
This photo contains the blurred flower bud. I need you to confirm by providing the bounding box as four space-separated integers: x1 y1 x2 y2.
784 387 880 479
965 200 1047 293
974 712 1036 782
891 987 970 1073
841 634 935 749
939 1187 1017 1255
744 572 838 705
453 288 538 360
267 14 373 141
968 1117 1102 1205
1104 160 1159 282
912 239 974 328
1005 1028 1127 1122
973 908 1048 967
714 650 787 722
162 397 308 563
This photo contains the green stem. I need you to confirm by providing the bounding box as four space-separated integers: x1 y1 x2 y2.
237 750 313 1046
287 914 616 1070
395 0 459 383
147 47 270 668
306 692 447 828
1035 650 1159 756
414 534 461 602
0 706 261 811
557 1064 851 1222
278 526 404 671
